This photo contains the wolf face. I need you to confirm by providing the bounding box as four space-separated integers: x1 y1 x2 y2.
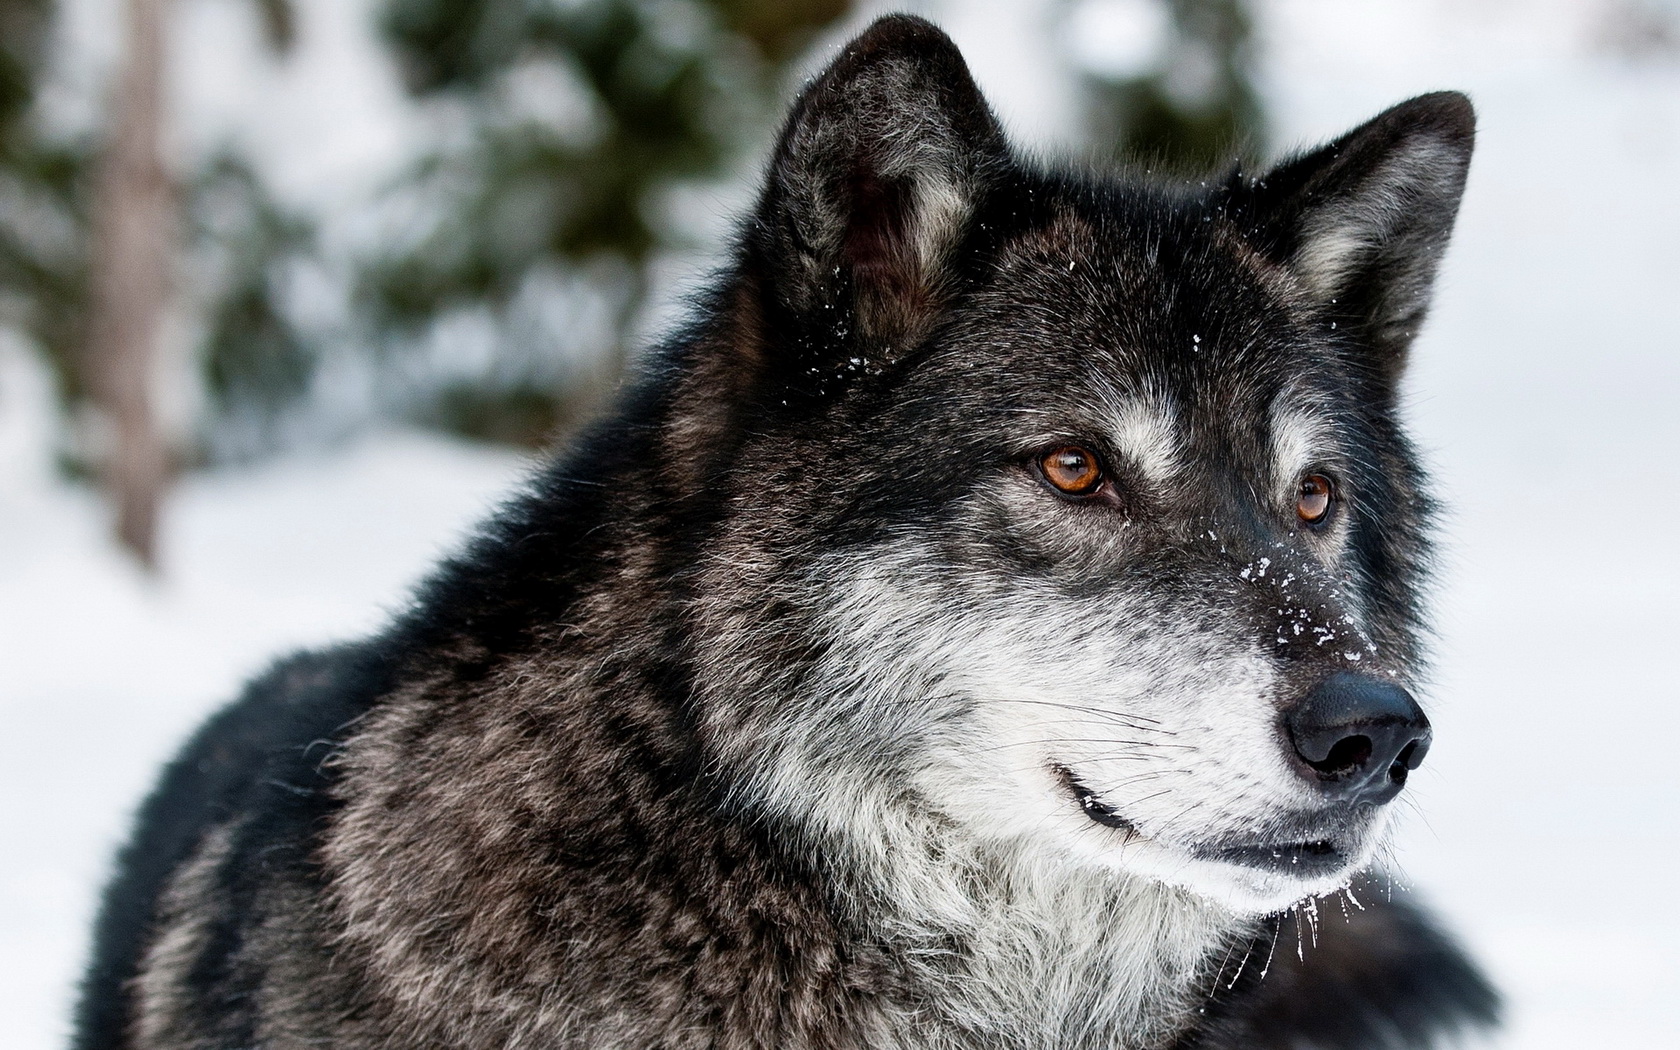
689 20 1472 918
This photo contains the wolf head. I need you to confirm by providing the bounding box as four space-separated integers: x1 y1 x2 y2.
679 16 1473 918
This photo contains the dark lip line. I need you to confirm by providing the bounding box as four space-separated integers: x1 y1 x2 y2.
1194 840 1351 876
1050 763 1135 831
1050 761 1358 876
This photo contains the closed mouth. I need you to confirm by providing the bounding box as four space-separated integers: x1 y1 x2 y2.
1052 762 1359 878
1195 839 1349 876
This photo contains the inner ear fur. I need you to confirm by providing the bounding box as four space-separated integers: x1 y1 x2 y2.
749 15 1008 359
1230 92 1476 383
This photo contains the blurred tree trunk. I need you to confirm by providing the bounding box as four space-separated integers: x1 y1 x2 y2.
86 0 174 569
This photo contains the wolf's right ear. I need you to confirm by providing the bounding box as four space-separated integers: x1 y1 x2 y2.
746 15 1007 363
1231 93 1475 385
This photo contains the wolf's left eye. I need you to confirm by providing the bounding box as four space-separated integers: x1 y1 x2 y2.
1297 474 1335 525
1040 446 1105 497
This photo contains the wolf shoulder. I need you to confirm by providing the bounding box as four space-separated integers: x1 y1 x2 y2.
73 644 390 1050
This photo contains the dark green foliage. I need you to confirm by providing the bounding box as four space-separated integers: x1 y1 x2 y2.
1079 0 1265 172
191 153 318 442
416 378 593 447
252 0 298 53
0 0 93 412
0 0 316 466
0 0 850 459
365 0 851 444
0 0 49 142
712 0 850 63
0 140 90 408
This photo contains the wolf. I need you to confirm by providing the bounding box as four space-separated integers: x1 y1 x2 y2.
75 15 1498 1050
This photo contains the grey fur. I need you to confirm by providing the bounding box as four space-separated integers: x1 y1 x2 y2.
75 16 1495 1050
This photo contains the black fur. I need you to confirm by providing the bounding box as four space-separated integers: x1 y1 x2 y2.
1182 878 1499 1049
73 647 391 1049
76 16 1495 1049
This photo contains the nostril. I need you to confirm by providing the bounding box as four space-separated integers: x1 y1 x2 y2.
1284 672 1431 800
1310 735 1373 779
1396 739 1422 770
1389 738 1427 787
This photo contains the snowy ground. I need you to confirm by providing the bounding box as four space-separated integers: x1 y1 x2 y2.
5 1 1679 1047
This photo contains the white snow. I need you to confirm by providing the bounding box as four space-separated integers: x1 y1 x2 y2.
5 1 1679 1047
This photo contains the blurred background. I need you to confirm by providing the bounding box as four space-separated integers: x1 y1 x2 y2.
2 0 1676 1046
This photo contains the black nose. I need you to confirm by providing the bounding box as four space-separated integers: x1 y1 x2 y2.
1284 672 1432 804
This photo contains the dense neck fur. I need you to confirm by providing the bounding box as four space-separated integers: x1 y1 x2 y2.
768 776 1252 1049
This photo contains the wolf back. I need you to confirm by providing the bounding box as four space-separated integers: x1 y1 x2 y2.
75 15 1497 1050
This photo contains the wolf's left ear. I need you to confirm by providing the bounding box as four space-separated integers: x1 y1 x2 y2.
748 15 1008 356
1232 92 1475 382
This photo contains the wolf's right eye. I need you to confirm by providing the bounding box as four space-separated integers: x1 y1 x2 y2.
1039 446 1105 497
1297 474 1335 524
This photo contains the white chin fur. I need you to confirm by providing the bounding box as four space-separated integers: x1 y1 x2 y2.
1153 853 1355 916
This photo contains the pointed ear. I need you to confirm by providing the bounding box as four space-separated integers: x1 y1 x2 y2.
749 15 1008 357
1233 92 1475 382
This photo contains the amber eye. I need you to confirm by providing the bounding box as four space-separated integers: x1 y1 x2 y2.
1297 474 1335 524
1040 446 1104 496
